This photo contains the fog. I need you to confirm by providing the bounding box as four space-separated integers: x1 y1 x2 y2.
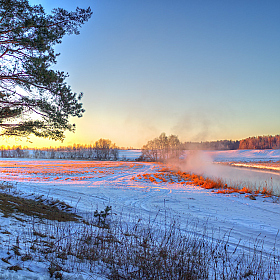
180 150 280 195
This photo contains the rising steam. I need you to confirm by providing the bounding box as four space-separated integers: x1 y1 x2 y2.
177 150 280 195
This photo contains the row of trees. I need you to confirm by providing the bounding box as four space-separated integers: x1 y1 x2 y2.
0 139 119 160
239 135 280 150
182 140 240 150
1 134 280 162
182 136 280 150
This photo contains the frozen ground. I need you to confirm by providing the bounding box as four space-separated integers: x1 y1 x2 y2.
0 149 279 278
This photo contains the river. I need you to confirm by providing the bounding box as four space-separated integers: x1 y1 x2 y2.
181 150 280 195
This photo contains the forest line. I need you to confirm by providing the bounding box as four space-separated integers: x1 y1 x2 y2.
0 134 279 161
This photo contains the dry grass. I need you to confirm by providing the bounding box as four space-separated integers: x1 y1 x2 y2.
133 169 276 198
16 208 280 279
0 184 80 222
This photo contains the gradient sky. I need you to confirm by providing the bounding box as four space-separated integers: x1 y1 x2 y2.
4 0 280 148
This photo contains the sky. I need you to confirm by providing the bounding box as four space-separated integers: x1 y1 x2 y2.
3 0 280 148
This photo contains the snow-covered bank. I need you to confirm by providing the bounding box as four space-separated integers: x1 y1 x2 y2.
206 149 280 162
229 162 280 171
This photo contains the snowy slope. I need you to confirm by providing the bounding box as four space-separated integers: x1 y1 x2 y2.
206 149 280 162
0 150 279 278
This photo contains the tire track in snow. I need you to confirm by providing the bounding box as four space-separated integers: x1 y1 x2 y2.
1 159 280 255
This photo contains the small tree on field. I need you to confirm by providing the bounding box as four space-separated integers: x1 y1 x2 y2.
0 0 92 141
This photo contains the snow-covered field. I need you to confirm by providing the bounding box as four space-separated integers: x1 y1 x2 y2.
0 149 280 279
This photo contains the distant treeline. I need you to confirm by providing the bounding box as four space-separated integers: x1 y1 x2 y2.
1 135 280 161
182 140 240 150
0 139 120 160
183 135 280 150
239 135 280 149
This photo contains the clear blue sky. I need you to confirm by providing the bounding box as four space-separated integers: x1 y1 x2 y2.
11 0 280 148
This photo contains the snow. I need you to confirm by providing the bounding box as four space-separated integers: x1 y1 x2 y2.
205 149 280 162
118 150 141 161
0 149 279 278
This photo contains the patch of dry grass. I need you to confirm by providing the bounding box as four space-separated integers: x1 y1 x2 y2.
133 169 276 198
24 210 280 279
0 184 80 222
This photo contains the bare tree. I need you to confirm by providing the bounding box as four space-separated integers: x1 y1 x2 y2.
141 133 182 162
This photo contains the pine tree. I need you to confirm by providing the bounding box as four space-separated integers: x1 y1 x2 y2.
0 0 92 140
